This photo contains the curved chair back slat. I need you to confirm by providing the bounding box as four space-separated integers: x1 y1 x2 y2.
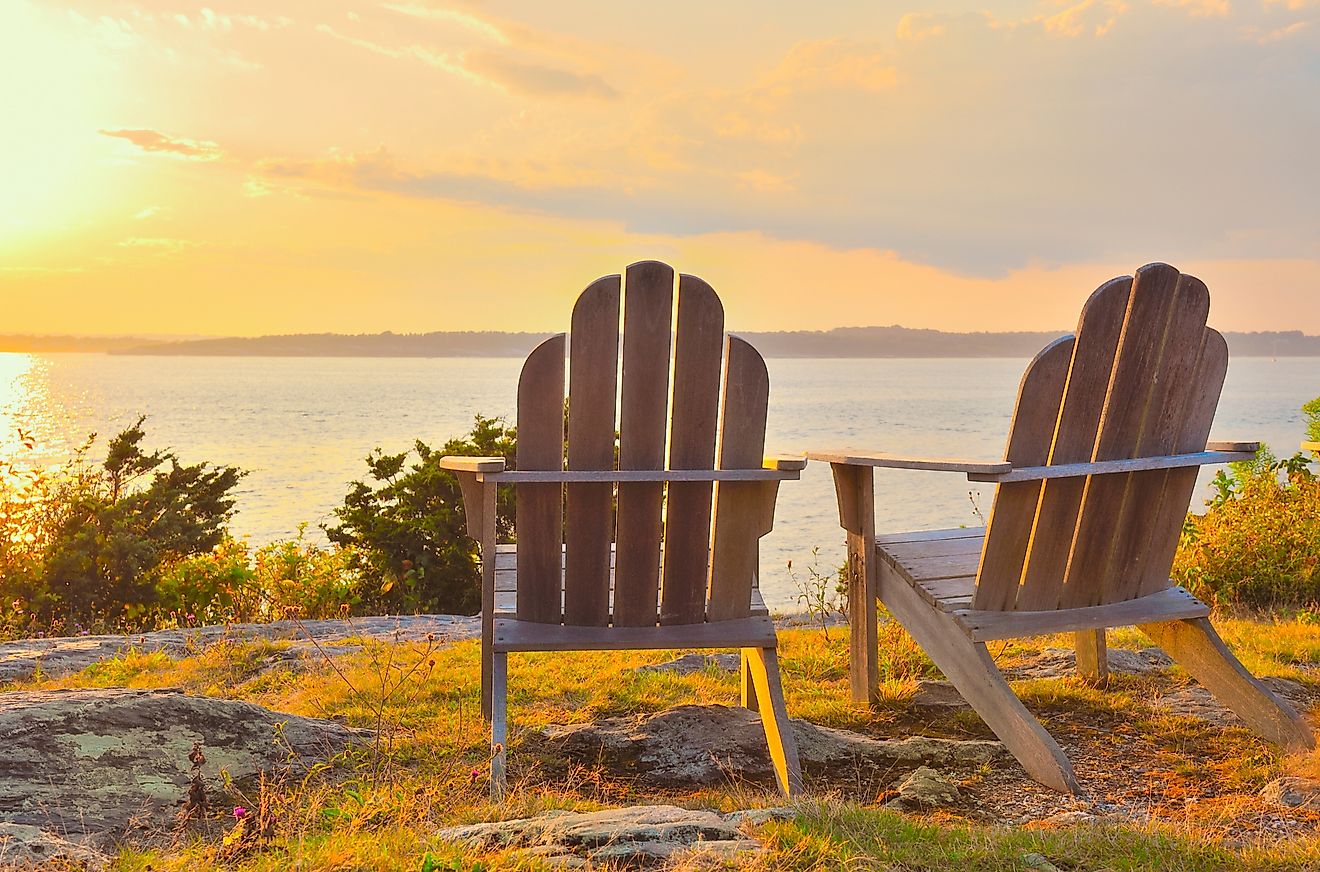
976 263 1225 612
515 262 772 627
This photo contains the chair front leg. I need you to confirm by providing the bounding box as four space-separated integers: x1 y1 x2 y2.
830 462 879 705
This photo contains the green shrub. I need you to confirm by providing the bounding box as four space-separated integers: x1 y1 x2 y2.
1305 396 1320 443
0 419 244 634
1173 442 1320 609
324 415 516 615
155 529 365 626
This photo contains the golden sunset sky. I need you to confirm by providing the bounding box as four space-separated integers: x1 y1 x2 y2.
2 1 1318 336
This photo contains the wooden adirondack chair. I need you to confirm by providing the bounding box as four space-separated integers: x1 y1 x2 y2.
808 263 1315 794
440 261 805 800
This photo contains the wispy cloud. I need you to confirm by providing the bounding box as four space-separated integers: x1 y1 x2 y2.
462 49 617 98
117 237 197 252
99 129 222 161
381 3 509 44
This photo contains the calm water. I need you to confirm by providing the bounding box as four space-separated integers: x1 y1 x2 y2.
0 353 1314 609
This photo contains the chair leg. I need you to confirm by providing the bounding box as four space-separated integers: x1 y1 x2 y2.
741 646 804 798
1141 617 1314 752
1074 629 1108 688
878 561 1081 794
490 651 508 801
481 629 493 722
740 650 759 711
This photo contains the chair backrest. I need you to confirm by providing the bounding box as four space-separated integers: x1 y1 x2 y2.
514 261 773 628
973 263 1228 612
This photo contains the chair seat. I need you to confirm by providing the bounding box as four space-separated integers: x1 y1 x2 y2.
875 527 985 612
491 544 770 620
874 526 1210 640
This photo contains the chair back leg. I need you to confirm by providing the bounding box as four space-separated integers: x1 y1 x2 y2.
1074 629 1108 688
490 651 509 801
740 650 760 711
741 645 804 797
1141 617 1315 752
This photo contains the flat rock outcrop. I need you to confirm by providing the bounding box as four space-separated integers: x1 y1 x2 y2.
438 804 777 867
0 614 479 683
0 688 363 856
542 704 1001 787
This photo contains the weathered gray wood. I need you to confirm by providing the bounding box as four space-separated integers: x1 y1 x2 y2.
764 454 808 470
1140 618 1314 751
462 474 498 721
1205 441 1260 452
876 527 985 545
832 462 879 704
742 645 804 797
492 576 770 618
805 450 1011 475
516 334 566 624
708 337 771 622
490 650 508 800
614 261 674 626
1136 329 1230 596
492 615 777 652
877 559 1080 794
1065 264 1202 607
966 450 1256 483
890 551 982 582
975 337 1073 611
482 468 798 483
954 586 1210 641
662 274 725 625
1103 273 1212 604
1074 630 1108 688
1019 276 1131 610
564 274 620 627
439 456 506 473
883 535 984 560
1303 441 1320 454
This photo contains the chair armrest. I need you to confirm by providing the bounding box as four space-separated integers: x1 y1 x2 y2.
804 448 1012 476
966 449 1258 483
764 454 808 471
479 468 798 483
439 456 507 473
1206 441 1260 452
1302 441 1320 454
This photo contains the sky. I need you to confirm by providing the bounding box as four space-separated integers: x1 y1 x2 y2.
1 0 1318 336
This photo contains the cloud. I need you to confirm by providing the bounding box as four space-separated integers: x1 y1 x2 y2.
462 49 617 98
1153 0 1230 17
116 237 196 252
133 206 163 220
99 129 222 161
763 39 898 94
381 3 509 44
897 12 948 42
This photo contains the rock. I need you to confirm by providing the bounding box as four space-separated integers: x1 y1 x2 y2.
1154 678 1312 727
1005 647 1172 680
437 804 757 866
1022 853 1065 872
887 766 960 809
0 823 110 870
542 704 1001 787
910 680 969 709
1036 810 1102 826
0 688 362 849
634 653 741 675
721 807 796 826
0 614 480 683
1260 777 1320 808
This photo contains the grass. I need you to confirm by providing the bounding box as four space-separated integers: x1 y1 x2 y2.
13 616 1320 870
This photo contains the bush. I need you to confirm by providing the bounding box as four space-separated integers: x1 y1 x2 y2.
1173 441 1320 610
155 529 366 626
324 415 516 615
0 418 244 634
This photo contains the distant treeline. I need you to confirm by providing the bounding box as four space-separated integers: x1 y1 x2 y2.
0 335 167 353
101 326 1320 358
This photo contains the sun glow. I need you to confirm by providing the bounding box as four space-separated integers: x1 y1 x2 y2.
0 3 114 245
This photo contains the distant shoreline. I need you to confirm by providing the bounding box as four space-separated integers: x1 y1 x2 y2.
3 326 1319 358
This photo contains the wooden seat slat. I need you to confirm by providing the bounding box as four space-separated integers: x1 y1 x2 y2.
875 526 984 546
